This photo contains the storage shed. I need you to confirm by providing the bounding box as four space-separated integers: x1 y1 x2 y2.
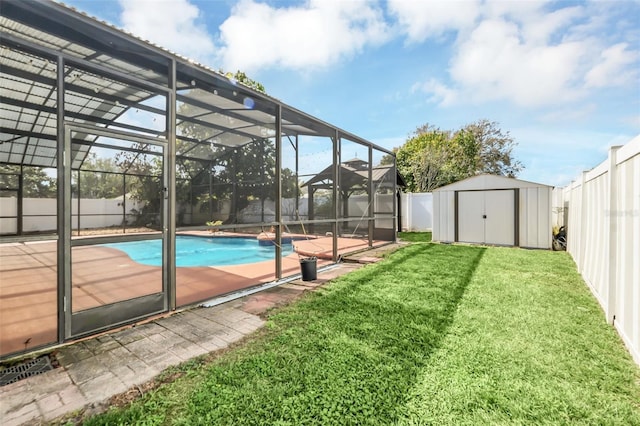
433 174 553 249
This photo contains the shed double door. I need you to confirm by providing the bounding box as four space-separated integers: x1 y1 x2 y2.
457 190 515 246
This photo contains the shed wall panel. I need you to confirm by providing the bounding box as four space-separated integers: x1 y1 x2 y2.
538 188 550 248
458 191 485 243
433 190 456 243
432 192 441 241
518 187 552 249
484 190 515 245
444 191 455 242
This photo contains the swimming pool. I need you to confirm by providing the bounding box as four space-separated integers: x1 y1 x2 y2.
104 236 294 267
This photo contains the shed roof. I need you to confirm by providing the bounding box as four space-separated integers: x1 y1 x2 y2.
433 174 552 191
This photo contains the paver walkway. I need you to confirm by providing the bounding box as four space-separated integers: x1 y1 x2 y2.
0 244 400 425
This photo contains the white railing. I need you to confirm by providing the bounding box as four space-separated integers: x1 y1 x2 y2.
553 135 640 365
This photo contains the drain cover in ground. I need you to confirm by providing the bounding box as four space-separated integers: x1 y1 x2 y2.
0 356 53 386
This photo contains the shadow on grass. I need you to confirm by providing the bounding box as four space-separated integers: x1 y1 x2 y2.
86 244 487 425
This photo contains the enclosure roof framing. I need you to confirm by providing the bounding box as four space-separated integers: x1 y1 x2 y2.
1 0 393 172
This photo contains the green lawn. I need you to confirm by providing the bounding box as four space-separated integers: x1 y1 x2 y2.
398 231 432 242
85 242 640 425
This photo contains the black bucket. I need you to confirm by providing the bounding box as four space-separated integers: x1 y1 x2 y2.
300 257 317 281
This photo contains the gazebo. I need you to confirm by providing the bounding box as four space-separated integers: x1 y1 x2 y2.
302 159 405 238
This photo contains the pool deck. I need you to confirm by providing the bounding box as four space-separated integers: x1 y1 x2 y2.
0 243 402 426
0 233 387 357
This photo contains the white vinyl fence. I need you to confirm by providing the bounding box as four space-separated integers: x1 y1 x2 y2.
400 192 433 232
2 191 434 235
0 197 144 234
553 135 639 365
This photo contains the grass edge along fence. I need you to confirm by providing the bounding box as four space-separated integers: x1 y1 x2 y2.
84 242 640 425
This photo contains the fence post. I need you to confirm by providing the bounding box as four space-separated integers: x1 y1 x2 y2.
407 192 412 232
578 171 588 272
565 183 573 253
606 146 621 324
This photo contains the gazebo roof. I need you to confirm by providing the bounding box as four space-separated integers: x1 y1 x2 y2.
301 162 405 190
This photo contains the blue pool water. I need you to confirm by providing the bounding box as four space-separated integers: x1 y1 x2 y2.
104 236 293 267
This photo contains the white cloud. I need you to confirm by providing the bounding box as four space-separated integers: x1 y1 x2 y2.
118 0 216 63
449 18 587 107
585 43 639 88
411 2 639 109
411 78 457 106
519 6 584 45
620 113 640 130
387 0 480 42
218 0 390 72
115 0 639 113
537 103 597 124
482 0 549 24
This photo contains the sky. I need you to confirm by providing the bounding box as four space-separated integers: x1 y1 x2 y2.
65 0 640 187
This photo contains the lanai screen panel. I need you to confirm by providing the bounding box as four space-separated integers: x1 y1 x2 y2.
1 46 59 168
296 135 337 237
338 137 371 238
0 2 171 357
280 133 302 224
174 74 283 307
175 74 280 228
372 146 396 242
0 43 59 356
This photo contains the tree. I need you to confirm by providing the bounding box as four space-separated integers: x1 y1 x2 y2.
394 120 523 192
0 165 57 197
74 154 123 199
379 153 394 166
281 167 298 199
454 119 522 177
114 144 164 227
395 124 454 192
223 70 266 93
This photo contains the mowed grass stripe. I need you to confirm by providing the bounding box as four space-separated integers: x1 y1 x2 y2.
86 243 483 425
181 244 484 425
397 247 640 425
